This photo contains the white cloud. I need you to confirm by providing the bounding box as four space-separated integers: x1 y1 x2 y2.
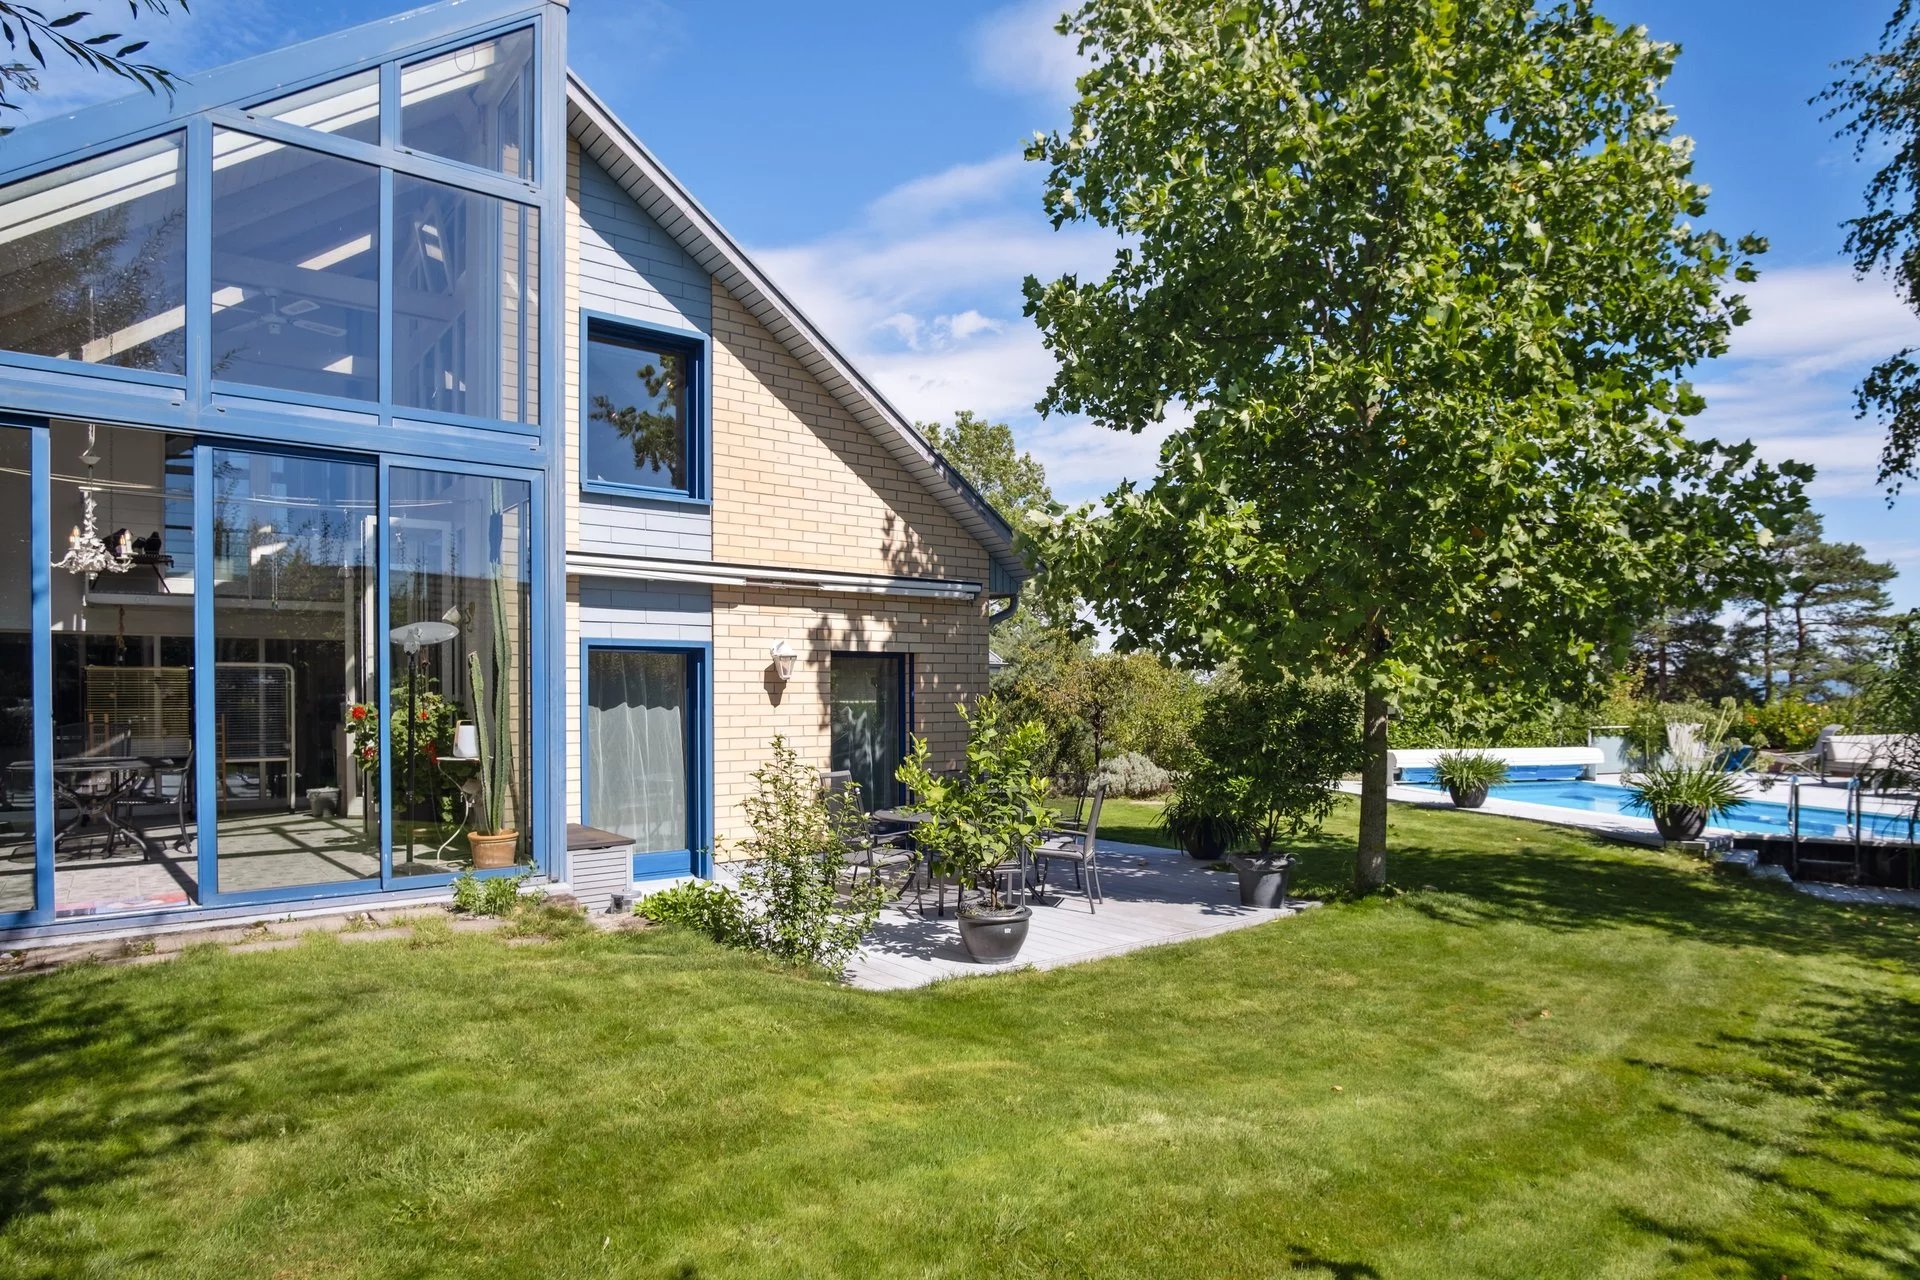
865 153 1030 229
1722 265 1920 377
971 0 1087 102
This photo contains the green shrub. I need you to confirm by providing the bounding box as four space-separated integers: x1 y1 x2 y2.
1735 697 1830 752
1185 675 1365 856
1091 750 1174 797
450 870 533 917
896 696 1053 915
637 881 750 946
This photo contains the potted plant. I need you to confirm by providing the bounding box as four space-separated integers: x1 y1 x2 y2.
1433 750 1508 809
1624 710 1748 841
896 697 1052 964
1187 675 1366 908
1159 785 1241 860
465 650 518 870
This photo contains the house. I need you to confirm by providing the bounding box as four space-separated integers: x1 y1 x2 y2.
0 0 1023 939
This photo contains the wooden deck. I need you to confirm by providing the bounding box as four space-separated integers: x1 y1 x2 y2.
843 840 1317 991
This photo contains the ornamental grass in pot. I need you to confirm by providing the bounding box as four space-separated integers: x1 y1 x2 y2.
1625 710 1749 842
895 697 1052 964
1433 750 1509 809
465 649 519 870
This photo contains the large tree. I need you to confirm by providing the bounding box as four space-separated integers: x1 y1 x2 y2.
1825 0 1920 494
1729 512 1897 700
1631 605 1744 704
1024 0 1809 891
921 409 1055 529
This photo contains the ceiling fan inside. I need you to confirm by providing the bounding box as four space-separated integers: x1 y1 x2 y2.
225 289 348 339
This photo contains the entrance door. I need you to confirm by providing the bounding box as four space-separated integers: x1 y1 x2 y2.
831 653 907 811
584 644 704 879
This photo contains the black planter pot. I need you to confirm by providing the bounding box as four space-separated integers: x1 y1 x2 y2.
956 905 1032 964
1653 805 1709 841
1182 823 1232 861
1228 855 1294 909
1447 783 1490 809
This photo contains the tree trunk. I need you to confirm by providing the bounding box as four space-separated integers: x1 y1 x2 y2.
1356 686 1391 894
1761 604 1775 705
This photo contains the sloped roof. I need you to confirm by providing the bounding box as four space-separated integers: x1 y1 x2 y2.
564 75 1026 593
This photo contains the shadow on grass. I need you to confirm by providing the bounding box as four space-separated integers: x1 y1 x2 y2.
0 950 427 1275
1621 982 1920 1275
1275 806 1919 967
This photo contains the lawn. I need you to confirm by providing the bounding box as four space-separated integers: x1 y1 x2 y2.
1049 793 1174 848
3 801 1918 1278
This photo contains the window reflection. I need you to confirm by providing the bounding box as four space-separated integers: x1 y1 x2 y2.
393 175 538 424
388 467 532 872
0 135 187 375
212 130 381 402
400 29 536 179
252 70 381 145
585 325 691 492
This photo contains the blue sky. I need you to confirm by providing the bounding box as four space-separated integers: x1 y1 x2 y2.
18 0 1920 607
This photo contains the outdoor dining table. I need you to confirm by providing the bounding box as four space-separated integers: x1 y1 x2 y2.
9 757 163 860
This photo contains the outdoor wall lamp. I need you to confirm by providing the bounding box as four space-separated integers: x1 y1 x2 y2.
770 640 798 682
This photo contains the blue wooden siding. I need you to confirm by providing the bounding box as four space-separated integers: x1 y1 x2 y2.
574 153 712 560
577 579 712 644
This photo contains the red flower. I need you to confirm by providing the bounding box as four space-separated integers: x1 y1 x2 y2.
361 747 376 760
350 705 368 721
425 745 439 763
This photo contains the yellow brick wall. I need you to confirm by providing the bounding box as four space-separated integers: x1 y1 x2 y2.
711 586 988 852
708 280 990 583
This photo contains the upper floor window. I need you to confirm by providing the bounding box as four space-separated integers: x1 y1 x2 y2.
401 30 536 180
212 131 381 402
583 318 701 497
393 176 539 425
0 134 187 376
253 70 380 145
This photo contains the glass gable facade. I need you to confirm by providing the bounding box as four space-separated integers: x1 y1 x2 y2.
0 2 561 932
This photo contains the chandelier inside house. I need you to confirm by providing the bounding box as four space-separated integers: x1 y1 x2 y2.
52 422 131 579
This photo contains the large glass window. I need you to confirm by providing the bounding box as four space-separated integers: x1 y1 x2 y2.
388 467 532 873
586 649 690 858
212 131 381 402
584 321 696 495
251 70 381 145
211 448 378 893
393 175 538 424
0 428 34 915
400 30 536 179
831 654 906 812
0 135 187 375
47 420 197 917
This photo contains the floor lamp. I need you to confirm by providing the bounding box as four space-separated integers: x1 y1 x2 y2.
389 620 459 865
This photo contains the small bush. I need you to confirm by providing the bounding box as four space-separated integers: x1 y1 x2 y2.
637 880 750 946
451 870 533 917
1092 751 1174 797
1434 751 1509 792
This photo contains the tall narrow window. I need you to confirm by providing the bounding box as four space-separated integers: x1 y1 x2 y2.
212 130 380 402
831 654 906 811
586 649 692 867
0 134 187 375
392 176 539 424
584 321 697 495
388 468 532 873
400 30 536 179
0 427 34 915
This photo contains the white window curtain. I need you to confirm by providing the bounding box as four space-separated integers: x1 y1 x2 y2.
587 649 688 854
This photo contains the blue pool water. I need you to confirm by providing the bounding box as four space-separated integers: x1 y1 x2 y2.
1411 780 1916 842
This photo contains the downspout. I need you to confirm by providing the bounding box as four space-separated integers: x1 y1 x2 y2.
988 583 1022 626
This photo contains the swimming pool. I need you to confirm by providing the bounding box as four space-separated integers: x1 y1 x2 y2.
1408 779 1918 842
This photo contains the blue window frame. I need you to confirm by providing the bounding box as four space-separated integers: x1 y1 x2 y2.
580 639 712 880
580 312 708 503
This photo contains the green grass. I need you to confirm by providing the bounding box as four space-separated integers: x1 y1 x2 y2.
1049 794 1175 847
3 800 1919 1278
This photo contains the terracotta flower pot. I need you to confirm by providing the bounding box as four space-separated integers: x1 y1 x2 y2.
468 830 519 869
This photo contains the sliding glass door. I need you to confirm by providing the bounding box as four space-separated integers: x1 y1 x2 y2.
584 644 703 879
0 423 38 921
208 447 378 895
